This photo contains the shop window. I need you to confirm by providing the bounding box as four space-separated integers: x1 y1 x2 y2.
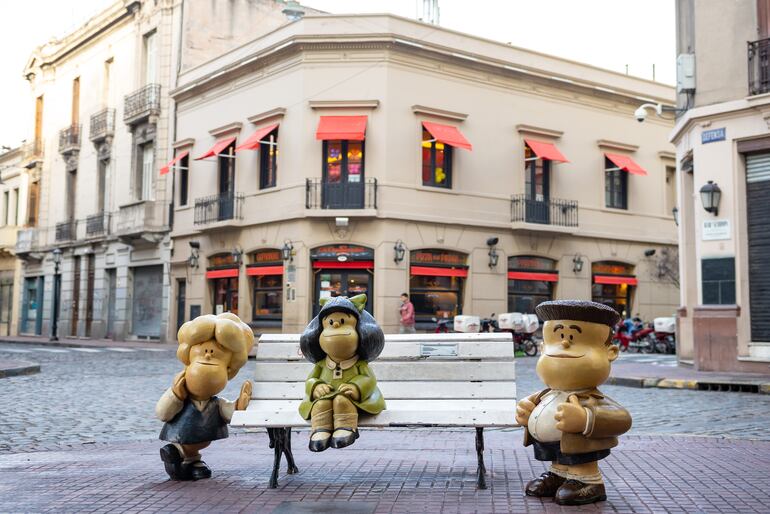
311 245 374 316
605 157 628 209
422 128 453 188
259 127 278 189
507 256 557 313
208 253 239 316
409 249 467 324
591 261 636 317
249 249 284 324
701 257 735 305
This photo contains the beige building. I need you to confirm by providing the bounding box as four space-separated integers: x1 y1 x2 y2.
167 14 679 337
669 0 770 371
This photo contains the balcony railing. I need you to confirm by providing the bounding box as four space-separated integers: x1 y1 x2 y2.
123 83 161 124
15 228 38 254
511 194 578 227
116 200 168 238
305 178 378 210
194 192 244 225
20 138 44 164
58 125 81 154
749 38 770 95
85 213 111 237
89 108 116 141
55 220 76 242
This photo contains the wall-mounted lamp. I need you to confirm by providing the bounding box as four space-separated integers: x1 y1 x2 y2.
486 237 499 269
572 254 584 274
281 241 294 263
188 240 200 269
672 206 679 226
393 240 406 264
232 246 243 266
644 249 657 257
699 180 721 216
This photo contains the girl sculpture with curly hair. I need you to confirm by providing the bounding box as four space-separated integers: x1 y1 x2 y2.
298 294 385 452
156 312 255 481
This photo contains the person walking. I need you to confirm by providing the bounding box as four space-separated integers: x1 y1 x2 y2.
398 293 416 334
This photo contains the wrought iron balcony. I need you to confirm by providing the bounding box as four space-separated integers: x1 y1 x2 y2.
511 194 578 227
55 220 76 242
85 213 110 238
749 38 770 95
89 108 115 142
305 178 377 210
194 192 244 225
58 125 81 154
20 138 44 165
123 83 161 124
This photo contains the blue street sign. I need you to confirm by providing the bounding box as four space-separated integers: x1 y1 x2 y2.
702 127 726 144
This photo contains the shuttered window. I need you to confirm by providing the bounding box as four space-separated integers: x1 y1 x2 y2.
746 153 770 340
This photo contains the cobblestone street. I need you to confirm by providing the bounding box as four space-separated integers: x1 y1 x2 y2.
0 343 768 454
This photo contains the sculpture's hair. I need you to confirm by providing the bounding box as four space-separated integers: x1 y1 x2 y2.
176 312 255 379
299 296 384 364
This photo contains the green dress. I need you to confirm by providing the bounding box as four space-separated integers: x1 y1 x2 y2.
298 357 386 419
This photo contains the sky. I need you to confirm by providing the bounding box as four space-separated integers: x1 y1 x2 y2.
0 0 675 149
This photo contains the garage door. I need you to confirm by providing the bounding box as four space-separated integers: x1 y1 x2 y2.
746 153 770 342
132 265 163 338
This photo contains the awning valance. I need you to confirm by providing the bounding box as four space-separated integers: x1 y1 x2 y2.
410 266 468 278
593 274 638 286
605 152 647 176
246 265 284 276
236 124 279 151
160 151 189 175
422 121 472 151
195 136 237 160
206 268 239 279
524 139 569 163
508 271 559 282
312 260 374 269
316 116 367 141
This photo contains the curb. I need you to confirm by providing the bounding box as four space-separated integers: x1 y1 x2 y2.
608 375 770 394
0 360 41 379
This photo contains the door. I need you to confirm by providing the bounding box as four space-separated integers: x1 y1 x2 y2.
141 143 154 201
131 265 163 338
0 275 13 336
746 153 770 341
322 140 365 209
71 256 81 336
176 279 186 332
314 270 372 316
85 254 95 337
217 145 236 220
106 269 116 339
525 147 550 223
213 277 239 315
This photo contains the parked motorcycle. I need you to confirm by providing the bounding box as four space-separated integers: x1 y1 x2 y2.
431 316 453 333
613 317 655 353
644 316 676 354
497 312 539 357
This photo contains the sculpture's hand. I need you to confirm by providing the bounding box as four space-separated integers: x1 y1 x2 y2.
338 383 360 401
515 397 536 426
235 380 252 410
171 371 187 401
554 395 588 433
313 383 333 399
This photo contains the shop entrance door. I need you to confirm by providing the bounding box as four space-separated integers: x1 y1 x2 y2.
213 277 239 315
314 270 372 316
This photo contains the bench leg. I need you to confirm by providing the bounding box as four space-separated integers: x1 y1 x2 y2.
282 428 299 474
475 427 487 489
267 427 284 488
267 427 276 449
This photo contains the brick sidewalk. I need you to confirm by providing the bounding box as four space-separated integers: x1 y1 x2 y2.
610 359 770 393
1 429 768 513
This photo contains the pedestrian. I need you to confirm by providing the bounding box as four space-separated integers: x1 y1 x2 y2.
398 293 416 334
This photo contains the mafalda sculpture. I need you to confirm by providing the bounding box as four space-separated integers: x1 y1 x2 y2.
516 300 632 506
298 294 385 452
156 312 255 481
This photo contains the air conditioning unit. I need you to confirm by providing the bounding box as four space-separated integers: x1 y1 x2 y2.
676 54 695 93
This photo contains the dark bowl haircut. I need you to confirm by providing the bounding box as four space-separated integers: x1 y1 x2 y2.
300 296 385 363
535 300 621 328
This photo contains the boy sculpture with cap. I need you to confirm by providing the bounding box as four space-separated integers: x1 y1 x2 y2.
516 300 631 505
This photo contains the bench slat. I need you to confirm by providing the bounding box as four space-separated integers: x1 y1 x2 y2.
257 333 513 344
251 381 516 400
252 361 515 382
256 341 514 361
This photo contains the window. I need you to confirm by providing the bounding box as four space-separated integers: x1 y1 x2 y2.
665 166 676 215
218 142 236 196
97 159 108 213
507 256 557 314
137 142 154 200
422 128 452 188
253 275 282 321
524 144 550 201
605 157 628 209
27 181 39 226
409 249 467 323
71 77 80 125
34 95 43 146
12 188 19 225
67 169 77 220
143 31 157 84
178 154 190 206
259 127 278 189
321 140 365 209
702 257 736 305
2 191 8 225
103 58 113 107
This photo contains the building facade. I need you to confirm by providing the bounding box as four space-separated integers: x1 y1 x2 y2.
167 14 679 338
671 0 770 371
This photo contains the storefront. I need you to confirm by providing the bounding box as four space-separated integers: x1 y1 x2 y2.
409 249 468 327
311 244 374 315
507 256 558 314
21 276 43 335
246 249 283 328
591 261 637 317
207 253 239 315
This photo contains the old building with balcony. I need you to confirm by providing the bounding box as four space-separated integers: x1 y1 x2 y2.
167 14 678 337
670 0 770 371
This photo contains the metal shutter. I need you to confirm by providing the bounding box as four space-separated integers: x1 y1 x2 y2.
746 153 770 341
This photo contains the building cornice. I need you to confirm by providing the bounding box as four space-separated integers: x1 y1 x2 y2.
597 139 639 152
247 107 287 124
658 151 676 161
411 105 467 121
515 124 563 139
309 100 380 110
172 138 195 150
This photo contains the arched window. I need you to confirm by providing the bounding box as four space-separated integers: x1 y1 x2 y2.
591 261 637 316
247 249 284 326
507 256 557 313
409 249 468 325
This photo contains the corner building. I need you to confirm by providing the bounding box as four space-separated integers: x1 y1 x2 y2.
168 14 679 336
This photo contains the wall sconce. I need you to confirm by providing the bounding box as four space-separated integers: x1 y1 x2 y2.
699 180 721 216
232 246 243 266
486 237 499 269
393 240 406 264
572 254 584 274
672 206 679 226
281 241 294 263
188 240 200 269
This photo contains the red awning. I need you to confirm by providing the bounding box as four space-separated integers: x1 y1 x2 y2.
312 260 374 269
316 116 367 141
508 271 559 282
160 151 189 175
206 268 239 279
246 265 284 276
524 139 569 163
605 152 647 176
422 121 472 151
235 124 279 152
195 137 237 160
594 275 638 286
410 266 469 278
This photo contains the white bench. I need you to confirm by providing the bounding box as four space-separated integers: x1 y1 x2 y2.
231 332 517 488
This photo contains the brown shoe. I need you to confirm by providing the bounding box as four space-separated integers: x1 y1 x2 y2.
524 472 566 497
554 479 607 505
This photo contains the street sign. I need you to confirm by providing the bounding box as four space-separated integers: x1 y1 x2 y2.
702 127 726 144
702 219 730 240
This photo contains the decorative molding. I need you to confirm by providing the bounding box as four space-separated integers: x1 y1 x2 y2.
596 139 638 152
657 151 676 161
208 122 243 137
515 124 563 139
309 100 380 109
247 107 287 124
411 104 467 121
173 138 195 149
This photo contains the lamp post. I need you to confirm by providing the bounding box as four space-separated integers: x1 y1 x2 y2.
699 181 722 216
50 248 62 342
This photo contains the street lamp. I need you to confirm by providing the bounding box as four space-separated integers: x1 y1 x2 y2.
672 206 679 226
393 240 406 264
50 248 62 342
699 181 722 216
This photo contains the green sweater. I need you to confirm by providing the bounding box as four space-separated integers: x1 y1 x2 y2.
298 358 386 419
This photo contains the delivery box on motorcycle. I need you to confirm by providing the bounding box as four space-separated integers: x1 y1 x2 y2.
453 315 481 333
654 317 676 334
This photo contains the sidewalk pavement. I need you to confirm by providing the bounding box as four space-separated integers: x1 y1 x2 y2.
0 335 177 350
609 358 770 394
0 358 39 378
0 429 768 513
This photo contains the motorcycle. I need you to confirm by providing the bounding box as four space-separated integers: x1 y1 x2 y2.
431 316 453 333
496 312 540 357
613 317 655 353
644 316 677 354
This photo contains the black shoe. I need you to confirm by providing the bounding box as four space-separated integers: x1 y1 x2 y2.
159 444 191 481
185 461 212 481
525 471 566 497
330 428 359 449
309 429 333 452
554 479 607 505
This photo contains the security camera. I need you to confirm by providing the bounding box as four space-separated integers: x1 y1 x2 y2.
644 249 656 257
634 106 647 123
486 237 499 246
189 240 200 249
